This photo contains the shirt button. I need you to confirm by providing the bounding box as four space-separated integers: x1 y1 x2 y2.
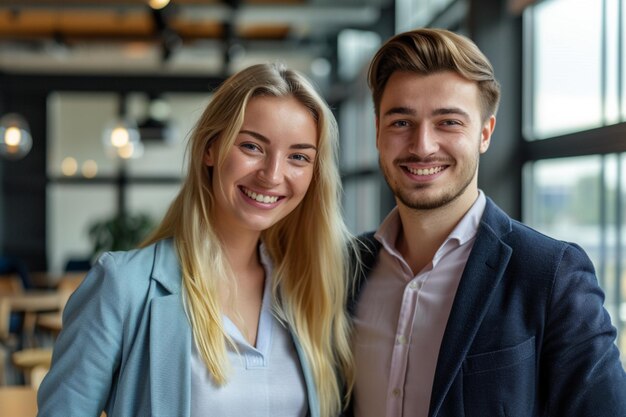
409 281 418 290
392 388 401 397
396 335 407 345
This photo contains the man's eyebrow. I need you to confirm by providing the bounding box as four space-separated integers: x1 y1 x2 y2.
239 129 317 151
382 106 416 117
381 106 471 119
432 107 470 119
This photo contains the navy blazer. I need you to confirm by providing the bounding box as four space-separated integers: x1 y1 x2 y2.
350 199 626 417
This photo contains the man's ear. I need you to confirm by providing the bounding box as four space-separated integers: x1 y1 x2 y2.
479 115 496 154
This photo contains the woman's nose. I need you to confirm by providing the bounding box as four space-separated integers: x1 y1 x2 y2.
257 155 284 185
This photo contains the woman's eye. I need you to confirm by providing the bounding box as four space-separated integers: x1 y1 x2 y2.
290 153 312 163
240 142 261 152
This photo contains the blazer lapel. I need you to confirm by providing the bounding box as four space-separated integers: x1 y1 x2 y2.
149 294 191 417
148 239 192 417
429 201 513 417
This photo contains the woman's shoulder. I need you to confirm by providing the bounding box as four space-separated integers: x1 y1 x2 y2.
83 238 178 301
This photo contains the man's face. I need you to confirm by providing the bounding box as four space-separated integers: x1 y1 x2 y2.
376 70 495 212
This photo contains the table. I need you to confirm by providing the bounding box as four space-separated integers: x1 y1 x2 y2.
3 292 62 313
0 386 37 417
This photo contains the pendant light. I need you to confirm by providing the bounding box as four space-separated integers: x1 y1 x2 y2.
0 113 32 160
102 94 143 159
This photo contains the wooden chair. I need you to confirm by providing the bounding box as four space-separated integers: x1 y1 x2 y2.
30 364 48 391
12 348 52 386
0 274 23 296
34 272 86 343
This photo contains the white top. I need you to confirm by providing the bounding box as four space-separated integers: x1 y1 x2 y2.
353 191 486 417
190 246 308 417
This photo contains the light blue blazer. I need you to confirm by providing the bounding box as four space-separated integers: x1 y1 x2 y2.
37 239 320 417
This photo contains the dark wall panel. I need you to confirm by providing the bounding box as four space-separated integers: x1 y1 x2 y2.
1 91 48 273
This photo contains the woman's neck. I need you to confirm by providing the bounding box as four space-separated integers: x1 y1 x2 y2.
216 228 266 347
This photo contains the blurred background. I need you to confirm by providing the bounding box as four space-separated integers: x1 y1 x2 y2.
0 0 625 384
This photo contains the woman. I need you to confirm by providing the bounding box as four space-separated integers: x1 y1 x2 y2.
37 63 354 417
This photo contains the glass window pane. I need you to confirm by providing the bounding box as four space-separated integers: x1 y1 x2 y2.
47 184 117 275
48 92 120 177
48 92 210 179
531 0 603 138
524 155 602 264
126 184 181 226
125 93 209 177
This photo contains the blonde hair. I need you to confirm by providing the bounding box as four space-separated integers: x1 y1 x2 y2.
143 63 354 417
368 28 501 122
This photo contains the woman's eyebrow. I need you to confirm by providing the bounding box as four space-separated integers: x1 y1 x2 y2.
239 129 317 151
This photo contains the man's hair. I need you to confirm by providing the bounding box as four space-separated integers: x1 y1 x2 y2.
368 28 501 121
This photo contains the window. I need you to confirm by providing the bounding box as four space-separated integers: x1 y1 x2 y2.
527 0 603 139
46 92 210 274
523 0 626 358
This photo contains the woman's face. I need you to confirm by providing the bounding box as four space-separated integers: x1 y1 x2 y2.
204 95 318 238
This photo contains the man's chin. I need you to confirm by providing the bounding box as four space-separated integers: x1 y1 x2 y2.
396 190 459 211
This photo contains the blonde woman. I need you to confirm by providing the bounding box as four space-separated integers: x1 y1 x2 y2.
37 63 354 417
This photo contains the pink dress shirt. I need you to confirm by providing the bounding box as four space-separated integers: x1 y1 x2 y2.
353 191 486 417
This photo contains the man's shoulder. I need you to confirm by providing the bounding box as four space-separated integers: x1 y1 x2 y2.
481 201 587 267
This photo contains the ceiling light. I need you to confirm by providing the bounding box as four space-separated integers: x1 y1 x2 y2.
102 117 141 159
149 0 171 10
0 113 32 160
117 141 144 160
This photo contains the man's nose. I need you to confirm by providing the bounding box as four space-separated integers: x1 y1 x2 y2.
408 124 438 157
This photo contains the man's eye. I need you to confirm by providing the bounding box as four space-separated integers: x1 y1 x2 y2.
392 120 409 127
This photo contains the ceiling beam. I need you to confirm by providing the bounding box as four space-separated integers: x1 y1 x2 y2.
0 72 226 93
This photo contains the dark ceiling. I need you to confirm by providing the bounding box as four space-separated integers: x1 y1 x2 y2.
0 0 389 78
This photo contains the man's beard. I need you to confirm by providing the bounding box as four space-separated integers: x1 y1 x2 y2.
380 155 478 211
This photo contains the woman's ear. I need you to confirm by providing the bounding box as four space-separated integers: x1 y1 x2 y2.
203 144 214 167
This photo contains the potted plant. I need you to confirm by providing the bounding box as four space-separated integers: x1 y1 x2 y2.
88 213 155 261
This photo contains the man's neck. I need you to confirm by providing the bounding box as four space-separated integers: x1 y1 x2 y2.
395 190 479 275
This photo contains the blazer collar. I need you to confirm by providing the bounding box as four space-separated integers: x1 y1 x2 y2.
429 198 513 417
146 238 191 416
151 238 183 294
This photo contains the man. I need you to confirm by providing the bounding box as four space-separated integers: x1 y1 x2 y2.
350 28 626 417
